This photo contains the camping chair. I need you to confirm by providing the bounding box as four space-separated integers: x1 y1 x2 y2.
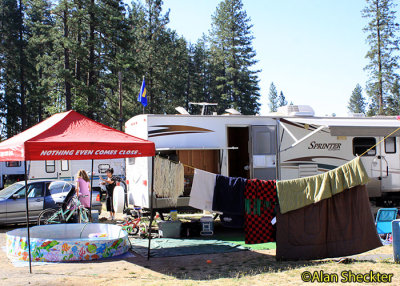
375 208 398 244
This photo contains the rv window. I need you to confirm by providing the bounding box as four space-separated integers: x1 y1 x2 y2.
45 160 56 173
61 160 69 171
353 137 376 156
6 161 21 167
385 137 396 154
98 164 110 174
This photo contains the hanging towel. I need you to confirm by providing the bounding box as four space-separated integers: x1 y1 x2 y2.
154 156 184 206
277 157 369 214
189 169 217 211
276 184 382 260
212 175 246 215
244 179 277 244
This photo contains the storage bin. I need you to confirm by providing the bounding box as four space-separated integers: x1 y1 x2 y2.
158 220 182 238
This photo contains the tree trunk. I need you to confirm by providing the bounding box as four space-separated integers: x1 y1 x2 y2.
376 1 383 115
63 6 72 111
18 0 26 130
87 0 95 118
75 0 82 82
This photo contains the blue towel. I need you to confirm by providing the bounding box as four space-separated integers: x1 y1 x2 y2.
212 175 246 215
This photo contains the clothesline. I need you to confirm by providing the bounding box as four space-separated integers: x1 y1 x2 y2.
359 126 400 157
156 155 197 170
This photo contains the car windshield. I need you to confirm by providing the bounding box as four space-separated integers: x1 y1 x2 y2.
0 182 24 199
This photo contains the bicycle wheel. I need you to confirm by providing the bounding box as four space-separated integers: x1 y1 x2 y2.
37 209 60 225
79 208 90 223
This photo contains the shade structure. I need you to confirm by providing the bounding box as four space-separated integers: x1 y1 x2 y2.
0 110 155 161
283 116 400 136
0 110 155 274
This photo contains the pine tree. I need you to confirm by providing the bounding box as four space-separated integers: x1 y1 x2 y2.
277 91 287 107
268 82 278 112
362 0 399 115
209 0 260 115
187 36 213 114
348 84 366 114
387 79 400 115
0 0 28 137
24 0 55 124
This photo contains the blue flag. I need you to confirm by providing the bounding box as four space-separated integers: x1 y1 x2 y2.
138 78 147 107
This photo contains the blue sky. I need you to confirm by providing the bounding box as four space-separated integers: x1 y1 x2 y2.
160 0 373 116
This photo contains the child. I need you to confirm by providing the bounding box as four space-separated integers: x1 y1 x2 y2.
76 169 91 208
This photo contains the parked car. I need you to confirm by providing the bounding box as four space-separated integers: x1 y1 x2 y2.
0 180 102 225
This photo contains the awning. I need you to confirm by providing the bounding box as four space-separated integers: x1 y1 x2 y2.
282 117 400 136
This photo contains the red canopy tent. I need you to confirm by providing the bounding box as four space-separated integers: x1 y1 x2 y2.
0 110 155 160
0 110 155 272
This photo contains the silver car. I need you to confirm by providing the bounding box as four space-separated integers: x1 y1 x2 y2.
0 180 102 225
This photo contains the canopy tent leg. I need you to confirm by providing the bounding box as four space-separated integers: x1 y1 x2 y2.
24 161 32 273
147 157 155 260
90 159 94 221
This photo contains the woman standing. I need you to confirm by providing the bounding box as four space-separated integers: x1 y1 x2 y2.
101 168 116 220
76 169 91 208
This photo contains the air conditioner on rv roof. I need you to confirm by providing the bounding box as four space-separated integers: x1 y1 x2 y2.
277 105 315 117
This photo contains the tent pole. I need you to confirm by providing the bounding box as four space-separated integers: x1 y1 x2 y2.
24 161 32 274
147 156 155 260
90 159 94 221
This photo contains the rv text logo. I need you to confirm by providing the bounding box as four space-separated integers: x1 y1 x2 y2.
308 141 341 151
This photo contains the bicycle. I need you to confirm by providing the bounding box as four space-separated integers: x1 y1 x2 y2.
119 208 159 237
37 195 90 225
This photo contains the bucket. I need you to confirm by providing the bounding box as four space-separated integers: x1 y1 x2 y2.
393 219 400 262
200 216 214 236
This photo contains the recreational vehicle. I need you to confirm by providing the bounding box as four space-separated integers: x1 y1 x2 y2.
28 159 126 193
125 105 400 210
0 161 25 189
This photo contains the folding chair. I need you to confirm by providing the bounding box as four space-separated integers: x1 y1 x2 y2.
376 208 398 244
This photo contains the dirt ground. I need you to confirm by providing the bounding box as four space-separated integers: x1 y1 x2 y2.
1 218 400 285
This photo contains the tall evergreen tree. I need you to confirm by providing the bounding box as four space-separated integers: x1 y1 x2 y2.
186 36 213 113
0 0 28 137
277 91 287 107
387 79 400 115
362 0 399 115
209 0 260 115
24 0 55 124
268 82 278 112
348 84 367 114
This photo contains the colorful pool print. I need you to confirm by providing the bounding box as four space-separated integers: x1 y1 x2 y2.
6 223 129 262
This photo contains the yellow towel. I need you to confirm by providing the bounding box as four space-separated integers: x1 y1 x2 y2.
277 157 369 214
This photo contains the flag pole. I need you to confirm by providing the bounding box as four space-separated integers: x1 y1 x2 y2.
142 76 145 115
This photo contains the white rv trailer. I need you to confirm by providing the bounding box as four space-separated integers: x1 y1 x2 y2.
28 159 126 191
125 106 400 209
0 161 26 188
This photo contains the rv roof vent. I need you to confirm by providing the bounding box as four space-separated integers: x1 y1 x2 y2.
348 113 365 118
225 108 241 115
277 105 315 117
175 106 190 115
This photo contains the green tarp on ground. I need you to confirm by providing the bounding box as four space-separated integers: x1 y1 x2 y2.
129 238 248 258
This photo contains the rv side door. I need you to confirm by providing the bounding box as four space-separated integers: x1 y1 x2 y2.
250 125 277 180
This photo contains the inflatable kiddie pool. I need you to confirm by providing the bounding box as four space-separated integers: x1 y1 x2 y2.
6 223 129 262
